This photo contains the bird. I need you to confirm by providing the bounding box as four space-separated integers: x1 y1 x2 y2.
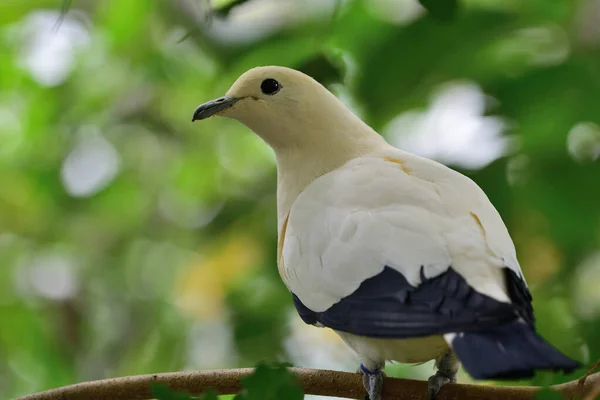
191 66 581 400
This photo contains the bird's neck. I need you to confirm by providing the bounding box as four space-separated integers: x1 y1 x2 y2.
275 133 387 233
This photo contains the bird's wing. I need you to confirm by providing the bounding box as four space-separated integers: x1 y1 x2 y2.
281 153 533 338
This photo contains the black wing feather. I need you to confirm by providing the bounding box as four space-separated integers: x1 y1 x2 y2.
292 266 532 339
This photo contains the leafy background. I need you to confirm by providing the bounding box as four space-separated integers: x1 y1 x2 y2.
1 0 600 398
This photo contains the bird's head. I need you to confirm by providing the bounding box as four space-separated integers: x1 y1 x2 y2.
192 66 383 152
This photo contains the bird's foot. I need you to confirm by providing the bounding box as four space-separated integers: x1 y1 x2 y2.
427 370 456 400
358 363 384 400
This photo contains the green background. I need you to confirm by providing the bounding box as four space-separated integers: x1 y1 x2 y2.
1 0 599 398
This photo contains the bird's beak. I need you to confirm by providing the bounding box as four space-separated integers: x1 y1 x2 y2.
192 96 239 122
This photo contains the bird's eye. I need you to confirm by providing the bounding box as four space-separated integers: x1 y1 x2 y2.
261 78 280 95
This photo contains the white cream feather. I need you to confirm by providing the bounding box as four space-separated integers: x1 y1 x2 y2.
281 149 519 311
204 65 523 367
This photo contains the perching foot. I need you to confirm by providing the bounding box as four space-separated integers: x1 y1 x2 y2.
358 364 384 400
427 349 459 400
427 370 456 400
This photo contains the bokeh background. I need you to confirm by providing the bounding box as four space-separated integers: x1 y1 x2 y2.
1 0 600 398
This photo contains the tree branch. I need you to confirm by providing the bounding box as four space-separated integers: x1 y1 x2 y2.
14 368 600 400
580 360 600 400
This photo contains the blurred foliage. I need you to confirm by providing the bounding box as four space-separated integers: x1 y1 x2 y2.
1 0 600 398
535 387 563 400
418 0 459 21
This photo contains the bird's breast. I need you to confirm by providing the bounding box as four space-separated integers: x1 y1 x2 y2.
336 331 449 364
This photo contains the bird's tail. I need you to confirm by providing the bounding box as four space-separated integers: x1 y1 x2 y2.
444 319 581 380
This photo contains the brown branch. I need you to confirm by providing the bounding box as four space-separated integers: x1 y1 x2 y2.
14 368 600 400
583 383 600 400
578 359 600 399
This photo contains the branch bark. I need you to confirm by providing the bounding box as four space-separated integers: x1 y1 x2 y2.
14 368 600 400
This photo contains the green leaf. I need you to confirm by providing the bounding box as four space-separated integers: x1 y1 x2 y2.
201 388 219 400
535 387 563 400
418 0 459 21
150 382 199 400
235 362 303 400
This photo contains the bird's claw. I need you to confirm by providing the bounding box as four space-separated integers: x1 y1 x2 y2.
358 364 384 400
427 370 456 400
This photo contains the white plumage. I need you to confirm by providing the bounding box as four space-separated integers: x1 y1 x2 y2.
192 65 580 400
279 148 517 373
281 150 517 310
